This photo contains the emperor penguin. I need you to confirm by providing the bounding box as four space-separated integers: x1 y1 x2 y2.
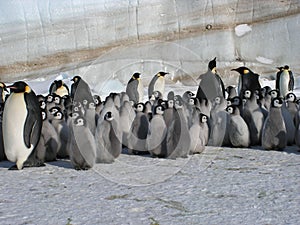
148 71 169 99
196 57 225 101
70 116 96 170
261 97 287 150
226 105 250 148
95 111 120 163
35 110 59 162
71 75 94 103
231 67 261 98
147 104 167 157
3 81 43 170
119 100 136 147
49 80 69 97
242 90 265 146
285 92 298 123
225 85 238 99
126 72 144 104
276 65 294 97
189 113 209 154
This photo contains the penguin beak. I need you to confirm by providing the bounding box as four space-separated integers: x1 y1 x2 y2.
231 68 237 72
6 85 16 90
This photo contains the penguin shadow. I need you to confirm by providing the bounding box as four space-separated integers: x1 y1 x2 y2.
0 160 15 169
250 145 300 155
47 159 74 169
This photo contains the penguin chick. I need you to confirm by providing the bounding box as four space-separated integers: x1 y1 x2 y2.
261 97 287 150
189 113 209 154
226 105 250 148
35 111 59 162
70 116 96 170
147 105 167 157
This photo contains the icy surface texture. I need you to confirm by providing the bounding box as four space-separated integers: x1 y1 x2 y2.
0 0 299 85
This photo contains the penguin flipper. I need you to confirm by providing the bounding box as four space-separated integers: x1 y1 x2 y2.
24 93 42 148
49 82 56 94
275 72 280 90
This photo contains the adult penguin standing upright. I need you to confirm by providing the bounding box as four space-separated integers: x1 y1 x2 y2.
148 71 169 99
231 66 261 98
196 57 225 101
49 80 69 97
3 81 43 170
275 65 294 97
126 72 144 104
71 75 94 103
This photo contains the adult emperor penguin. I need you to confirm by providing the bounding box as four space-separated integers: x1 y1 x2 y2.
126 72 144 104
3 81 43 170
196 57 225 101
49 80 69 97
261 97 287 150
71 75 94 103
148 71 169 99
226 105 250 148
275 65 294 97
231 66 261 98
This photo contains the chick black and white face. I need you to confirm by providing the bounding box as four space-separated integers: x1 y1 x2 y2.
232 97 241 106
270 90 279 99
272 98 283 108
69 112 80 119
286 93 296 102
155 105 164 115
244 90 251 99
89 102 95 109
214 97 221 105
188 98 195 106
53 111 63 120
167 99 174 108
136 103 144 112
74 116 86 126
82 99 88 106
41 111 47 121
200 114 208 123
54 96 61 104
40 101 46 109
47 95 53 103
104 111 114 121
49 107 60 115
226 106 234 114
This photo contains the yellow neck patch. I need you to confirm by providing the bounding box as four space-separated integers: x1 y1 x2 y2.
25 85 31 93
243 69 249 74
211 67 217 74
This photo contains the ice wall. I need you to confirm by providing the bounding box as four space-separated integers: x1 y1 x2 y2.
0 0 299 87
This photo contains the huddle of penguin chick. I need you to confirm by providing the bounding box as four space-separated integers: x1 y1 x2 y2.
0 61 299 170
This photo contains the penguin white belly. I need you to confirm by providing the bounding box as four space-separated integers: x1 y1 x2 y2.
137 81 144 103
3 93 33 169
280 71 290 97
153 77 165 96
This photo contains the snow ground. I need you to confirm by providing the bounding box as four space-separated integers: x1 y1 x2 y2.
0 146 299 225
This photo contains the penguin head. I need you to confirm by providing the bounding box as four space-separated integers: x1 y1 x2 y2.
286 93 296 102
243 90 252 99
154 105 165 115
157 72 169 77
153 90 162 99
69 112 81 120
231 96 242 106
104 111 114 121
261 86 272 97
269 89 279 99
74 116 86 126
231 67 251 75
200 113 208 123
88 102 96 109
7 81 31 93
47 94 54 103
188 98 195 106
93 95 101 106
208 57 217 73
71 75 81 83
271 97 283 108
54 80 63 88
214 96 221 105
167 91 175 100
226 105 240 115
49 106 61 115
175 96 184 109
53 111 64 120
132 72 141 80
54 95 61 105
167 99 174 108
283 65 290 71
39 101 46 110
135 103 145 112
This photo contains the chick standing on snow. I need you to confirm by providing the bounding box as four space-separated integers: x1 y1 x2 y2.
147 105 167 158
226 105 250 148
189 113 209 154
262 97 287 150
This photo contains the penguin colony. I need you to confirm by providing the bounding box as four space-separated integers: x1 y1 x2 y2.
0 58 299 170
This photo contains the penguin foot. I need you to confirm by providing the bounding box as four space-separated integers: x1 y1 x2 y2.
23 159 45 168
